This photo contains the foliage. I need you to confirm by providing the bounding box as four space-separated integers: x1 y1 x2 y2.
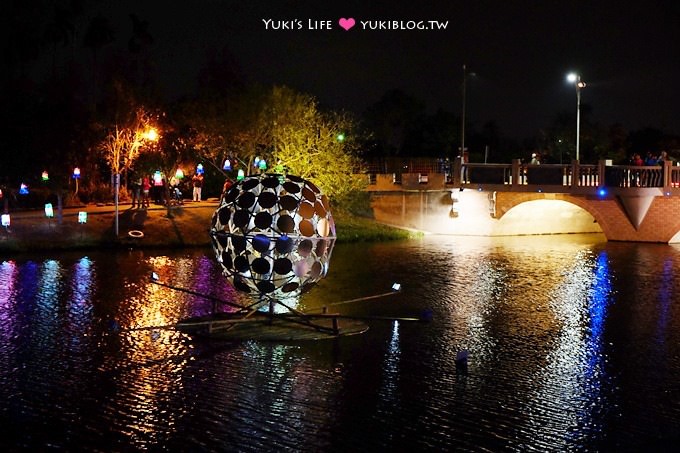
269 86 367 201
99 106 157 177
179 85 367 201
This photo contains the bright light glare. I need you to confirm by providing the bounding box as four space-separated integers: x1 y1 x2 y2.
392 283 402 291
566 73 578 83
143 128 158 141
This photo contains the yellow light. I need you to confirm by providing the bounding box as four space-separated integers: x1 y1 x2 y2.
143 128 158 141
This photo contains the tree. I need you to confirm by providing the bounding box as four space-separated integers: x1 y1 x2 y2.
268 86 366 202
136 118 195 218
362 89 425 156
100 107 157 179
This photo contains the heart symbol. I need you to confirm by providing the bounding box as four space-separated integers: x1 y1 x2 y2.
338 18 355 31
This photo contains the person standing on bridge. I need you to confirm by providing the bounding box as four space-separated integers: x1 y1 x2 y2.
530 153 541 165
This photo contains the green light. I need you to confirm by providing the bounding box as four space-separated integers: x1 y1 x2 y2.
337 133 345 142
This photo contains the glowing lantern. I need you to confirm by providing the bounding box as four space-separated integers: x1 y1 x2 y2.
337 133 345 142
258 159 267 171
196 163 204 175
254 156 261 168
78 211 87 224
175 168 184 179
73 167 81 179
1 214 9 227
42 171 49 181
223 159 232 171
45 203 54 218
237 169 245 181
153 170 163 186
19 183 29 195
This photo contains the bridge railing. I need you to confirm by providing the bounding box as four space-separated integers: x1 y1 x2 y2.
365 158 680 194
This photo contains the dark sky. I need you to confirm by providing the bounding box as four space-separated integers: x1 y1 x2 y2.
100 0 680 139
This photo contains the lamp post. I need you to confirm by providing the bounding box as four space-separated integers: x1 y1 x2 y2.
114 127 157 237
460 64 468 159
460 65 476 161
566 73 586 162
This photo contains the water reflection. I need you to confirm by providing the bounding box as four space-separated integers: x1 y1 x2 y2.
1 236 679 450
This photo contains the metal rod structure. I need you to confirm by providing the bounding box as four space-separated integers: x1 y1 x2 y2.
576 86 581 161
461 64 467 158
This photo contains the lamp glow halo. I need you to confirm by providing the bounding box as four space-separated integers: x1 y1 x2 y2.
211 173 336 300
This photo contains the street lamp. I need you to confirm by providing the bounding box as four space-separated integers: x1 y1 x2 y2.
113 127 157 237
460 64 476 162
566 73 586 161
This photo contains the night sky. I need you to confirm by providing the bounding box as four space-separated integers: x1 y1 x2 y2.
37 0 680 139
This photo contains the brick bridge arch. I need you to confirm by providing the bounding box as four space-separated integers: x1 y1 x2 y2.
494 192 680 242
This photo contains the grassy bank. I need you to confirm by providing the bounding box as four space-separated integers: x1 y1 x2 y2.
0 202 420 254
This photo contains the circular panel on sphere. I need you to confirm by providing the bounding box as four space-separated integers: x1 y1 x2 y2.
262 176 280 188
252 234 271 253
275 235 294 254
234 255 250 272
302 187 315 202
233 210 251 229
282 181 301 194
273 257 293 275
251 257 270 274
314 200 327 217
257 280 276 293
315 239 327 257
298 239 313 257
287 174 304 183
242 178 260 191
306 180 320 194
237 191 256 209
317 218 330 237
254 211 273 230
294 260 309 277
310 261 322 279
282 282 299 293
215 231 229 248
233 276 251 293
277 215 295 234
258 191 278 209
279 195 299 211
298 202 315 219
328 215 336 236
231 235 247 253
221 251 233 269
299 219 315 237
218 207 231 225
224 187 240 203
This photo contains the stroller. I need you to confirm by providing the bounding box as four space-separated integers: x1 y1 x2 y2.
170 185 183 205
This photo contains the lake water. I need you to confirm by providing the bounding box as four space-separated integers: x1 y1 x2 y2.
1 234 679 451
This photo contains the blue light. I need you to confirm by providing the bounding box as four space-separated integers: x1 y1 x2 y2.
597 187 607 197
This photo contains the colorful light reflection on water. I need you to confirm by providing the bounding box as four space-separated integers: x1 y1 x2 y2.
0 236 679 450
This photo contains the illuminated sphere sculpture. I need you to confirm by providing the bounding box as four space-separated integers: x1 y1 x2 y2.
211 174 336 299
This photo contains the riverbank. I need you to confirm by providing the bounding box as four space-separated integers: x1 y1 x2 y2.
0 200 418 254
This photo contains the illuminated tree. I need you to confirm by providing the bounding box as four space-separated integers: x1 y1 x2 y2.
269 86 366 201
100 106 157 179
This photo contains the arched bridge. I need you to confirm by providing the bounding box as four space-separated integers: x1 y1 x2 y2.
366 158 680 243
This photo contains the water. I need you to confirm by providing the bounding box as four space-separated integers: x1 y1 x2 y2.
1 234 679 451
